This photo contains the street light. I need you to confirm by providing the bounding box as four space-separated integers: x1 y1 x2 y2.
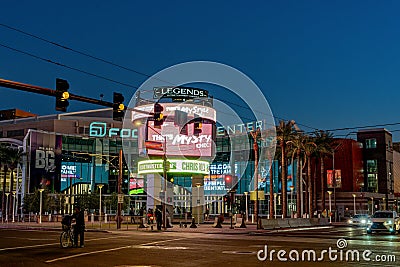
38 189 44 224
196 183 201 226
328 191 332 223
371 197 374 214
352 193 356 216
244 192 249 221
5 192 10 222
12 191 16 223
289 186 294 218
98 184 104 228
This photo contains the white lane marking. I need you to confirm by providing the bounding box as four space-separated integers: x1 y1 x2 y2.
0 236 122 251
45 237 188 263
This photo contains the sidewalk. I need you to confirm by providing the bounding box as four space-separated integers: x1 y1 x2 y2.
0 220 333 235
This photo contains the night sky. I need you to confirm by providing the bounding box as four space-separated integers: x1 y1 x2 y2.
1 1 400 139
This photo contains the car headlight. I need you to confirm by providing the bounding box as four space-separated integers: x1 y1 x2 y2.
361 219 366 224
386 220 392 225
367 220 372 225
348 220 353 224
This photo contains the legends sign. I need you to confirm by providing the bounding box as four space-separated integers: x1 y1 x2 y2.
153 86 208 99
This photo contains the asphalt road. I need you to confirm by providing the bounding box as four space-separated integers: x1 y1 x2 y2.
0 226 399 267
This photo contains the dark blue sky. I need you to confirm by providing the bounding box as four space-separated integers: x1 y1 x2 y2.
1 1 400 139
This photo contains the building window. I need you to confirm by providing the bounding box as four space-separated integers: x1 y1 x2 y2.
367 174 378 192
6 129 24 137
365 138 377 149
367 160 378 173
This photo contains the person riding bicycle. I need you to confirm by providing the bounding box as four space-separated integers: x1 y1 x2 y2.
72 206 85 248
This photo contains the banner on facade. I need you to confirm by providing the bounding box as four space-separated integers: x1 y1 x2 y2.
327 169 342 188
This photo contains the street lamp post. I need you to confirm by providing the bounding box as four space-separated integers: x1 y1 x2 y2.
244 192 248 221
12 191 16 223
98 184 104 228
328 191 332 223
371 197 374 214
352 194 356 216
289 186 294 218
5 193 10 222
250 129 260 228
38 189 44 224
196 183 201 226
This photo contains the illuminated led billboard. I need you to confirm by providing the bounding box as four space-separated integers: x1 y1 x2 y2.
138 159 210 175
146 121 214 157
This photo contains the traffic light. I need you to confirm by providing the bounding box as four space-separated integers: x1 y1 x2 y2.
153 103 164 128
113 92 125 121
55 78 69 112
224 194 231 209
193 120 202 135
224 175 233 189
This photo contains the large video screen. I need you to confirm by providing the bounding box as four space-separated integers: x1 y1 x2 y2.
60 162 109 191
146 121 213 157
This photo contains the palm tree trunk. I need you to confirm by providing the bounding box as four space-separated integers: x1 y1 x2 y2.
9 168 14 217
308 156 312 217
269 155 274 219
1 165 5 221
2 166 7 221
320 156 325 211
281 141 287 218
313 160 317 212
296 150 301 217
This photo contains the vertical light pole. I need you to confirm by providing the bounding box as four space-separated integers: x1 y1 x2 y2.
117 149 123 230
289 186 294 218
352 193 356 216
196 183 201 225
273 193 277 219
98 184 104 228
250 129 260 228
12 191 16 223
38 189 44 224
328 191 332 223
163 138 167 230
5 193 10 222
244 192 248 221
371 197 374 214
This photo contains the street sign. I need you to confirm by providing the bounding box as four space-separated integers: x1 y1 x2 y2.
145 140 164 151
118 194 124 204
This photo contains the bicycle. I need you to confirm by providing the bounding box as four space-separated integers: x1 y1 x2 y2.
60 223 75 248
60 215 75 248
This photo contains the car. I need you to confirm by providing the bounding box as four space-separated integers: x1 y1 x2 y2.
347 214 369 227
366 211 400 234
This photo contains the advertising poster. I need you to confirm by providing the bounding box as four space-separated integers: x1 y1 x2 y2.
29 131 62 192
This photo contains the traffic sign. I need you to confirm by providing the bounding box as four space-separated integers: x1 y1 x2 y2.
145 140 164 151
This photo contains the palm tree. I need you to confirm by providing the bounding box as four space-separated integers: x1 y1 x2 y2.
6 146 23 217
276 120 295 218
250 128 261 226
303 137 317 217
0 144 8 221
287 132 307 217
313 130 333 212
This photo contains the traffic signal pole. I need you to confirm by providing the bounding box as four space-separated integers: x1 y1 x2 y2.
0 78 150 115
